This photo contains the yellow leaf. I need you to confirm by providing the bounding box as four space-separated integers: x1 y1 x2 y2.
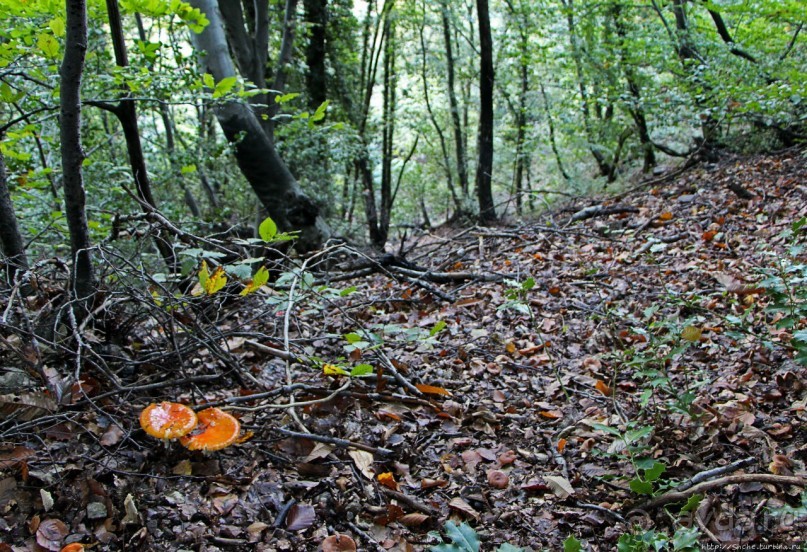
681 325 702 342
193 260 211 296
415 383 453 396
240 266 269 296
205 266 227 295
377 472 398 490
323 364 349 376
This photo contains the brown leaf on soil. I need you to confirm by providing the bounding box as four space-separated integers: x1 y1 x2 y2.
322 534 357 552
448 497 479 520
285 503 316 532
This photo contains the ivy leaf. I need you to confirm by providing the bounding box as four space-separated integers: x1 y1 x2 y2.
442 521 480 552
629 478 654 495
563 536 582 552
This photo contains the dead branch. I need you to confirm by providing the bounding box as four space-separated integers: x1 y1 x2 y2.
567 204 640 224
628 474 806 513
272 427 394 456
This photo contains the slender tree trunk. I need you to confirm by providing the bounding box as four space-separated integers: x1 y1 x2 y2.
189 0 329 251
418 12 461 213
441 1 468 198
539 83 571 180
0 146 28 283
97 0 177 271
135 14 200 217
611 2 656 173
378 11 396 246
475 0 496 224
60 0 96 303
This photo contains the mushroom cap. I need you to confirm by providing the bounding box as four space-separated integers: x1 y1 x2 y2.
179 407 240 451
60 544 85 552
139 402 198 440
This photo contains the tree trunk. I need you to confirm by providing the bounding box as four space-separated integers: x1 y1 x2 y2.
611 2 656 173
189 0 329 251
0 147 28 283
60 0 96 304
103 0 178 271
304 0 328 108
475 0 496 224
441 1 468 198
378 10 395 246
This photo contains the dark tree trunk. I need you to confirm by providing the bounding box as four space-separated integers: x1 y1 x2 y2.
96 0 178 271
539 83 571 180
475 0 496 224
378 11 395 246
0 147 28 283
135 14 200 217
190 0 329 251
611 2 656 173
304 0 328 108
60 0 96 303
441 1 468 198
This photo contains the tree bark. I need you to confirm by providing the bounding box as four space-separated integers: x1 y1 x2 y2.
0 146 28 283
441 1 468 198
60 0 96 303
189 0 329 251
378 10 396 246
103 0 178 271
475 0 496 224
304 0 328 108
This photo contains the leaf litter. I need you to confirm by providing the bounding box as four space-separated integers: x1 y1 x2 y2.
0 150 805 550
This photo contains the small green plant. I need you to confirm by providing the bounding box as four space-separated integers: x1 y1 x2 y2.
757 217 807 366
429 521 524 552
498 277 535 317
592 421 668 496
616 527 699 551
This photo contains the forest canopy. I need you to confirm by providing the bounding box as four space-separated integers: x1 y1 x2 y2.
0 0 804 268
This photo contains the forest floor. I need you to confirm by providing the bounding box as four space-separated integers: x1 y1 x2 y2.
1 148 806 551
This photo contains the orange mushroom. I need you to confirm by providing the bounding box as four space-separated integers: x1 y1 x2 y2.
179 407 240 451
60 544 85 552
139 402 198 440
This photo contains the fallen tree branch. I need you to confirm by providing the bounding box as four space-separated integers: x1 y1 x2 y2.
567 204 639 224
627 474 806 514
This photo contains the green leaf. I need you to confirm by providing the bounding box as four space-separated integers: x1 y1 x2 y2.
430 320 447 337
350 364 373 377
629 478 654 495
643 461 666 483
180 164 197 174
671 527 700 550
37 33 59 59
563 536 582 552
202 73 215 89
339 286 357 297
443 521 479 552
49 17 65 38
258 216 278 242
521 277 535 291
344 332 362 344
680 494 703 514
213 76 238 98
591 423 622 436
311 99 330 122
275 92 300 104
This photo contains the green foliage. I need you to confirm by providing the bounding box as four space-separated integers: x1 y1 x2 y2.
617 527 699 552
429 521 524 552
757 218 807 365
498 277 535 317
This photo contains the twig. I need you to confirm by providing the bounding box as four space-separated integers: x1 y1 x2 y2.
695 496 721 545
573 501 627 524
628 474 806 513
380 488 439 516
678 457 756 492
272 427 394 456
224 381 351 411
